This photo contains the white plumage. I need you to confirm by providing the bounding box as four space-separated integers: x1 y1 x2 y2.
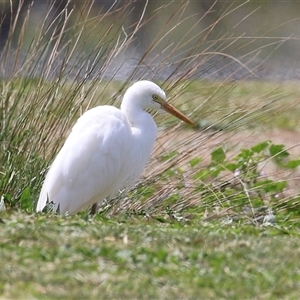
36 80 194 214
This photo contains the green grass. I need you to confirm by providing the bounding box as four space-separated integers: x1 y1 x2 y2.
1 211 300 300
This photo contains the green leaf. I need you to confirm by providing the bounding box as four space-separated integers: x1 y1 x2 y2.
189 157 201 167
163 168 175 178
211 147 226 164
20 186 31 210
159 150 178 162
284 159 300 169
251 141 270 153
237 148 253 160
209 166 222 178
193 169 211 180
2 193 12 203
225 162 238 172
269 144 289 158
254 180 287 193
266 181 287 193
136 186 155 201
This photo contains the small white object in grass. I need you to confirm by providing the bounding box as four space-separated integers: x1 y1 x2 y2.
222 217 233 225
0 196 6 212
263 213 276 226
234 169 240 177
36 81 194 215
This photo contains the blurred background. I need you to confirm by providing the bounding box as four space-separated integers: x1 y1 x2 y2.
0 0 299 81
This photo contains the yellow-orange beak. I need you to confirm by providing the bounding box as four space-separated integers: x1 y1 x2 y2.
161 101 195 126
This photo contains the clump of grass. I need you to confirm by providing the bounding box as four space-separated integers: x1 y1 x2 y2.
0 0 299 223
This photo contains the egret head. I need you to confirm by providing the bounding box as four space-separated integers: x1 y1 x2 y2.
122 80 194 126
123 80 166 110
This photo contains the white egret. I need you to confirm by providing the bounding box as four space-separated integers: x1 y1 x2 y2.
36 80 194 214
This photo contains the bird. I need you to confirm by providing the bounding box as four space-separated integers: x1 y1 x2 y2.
36 80 194 215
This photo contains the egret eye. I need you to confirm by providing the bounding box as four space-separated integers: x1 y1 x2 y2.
152 94 159 102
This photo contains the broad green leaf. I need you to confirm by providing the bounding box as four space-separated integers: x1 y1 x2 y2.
251 141 270 153
284 159 300 169
269 144 289 158
211 147 226 164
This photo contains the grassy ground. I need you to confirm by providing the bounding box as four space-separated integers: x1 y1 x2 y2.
1 211 300 300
